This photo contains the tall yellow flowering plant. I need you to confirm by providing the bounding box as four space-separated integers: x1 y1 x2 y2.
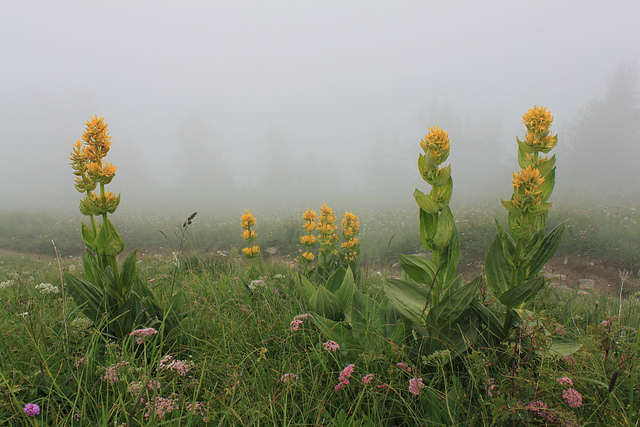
383 126 482 355
484 106 566 338
65 117 183 341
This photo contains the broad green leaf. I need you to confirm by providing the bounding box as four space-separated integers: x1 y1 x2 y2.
95 218 125 257
429 275 481 324
309 286 341 321
120 250 138 294
64 272 105 325
432 205 454 249
80 223 96 251
397 253 438 284
501 199 521 215
469 298 506 343
334 266 355 311
383 278 429 323
525 221 566 277
431 164 452 187
325 266 346 293
419 208 437 250
296 274 316 303
499 276 545 307
547 337 582 357
82 250 101 288
438 222 460 288
538 167 556 203
414 189 440 214
484 233 511 298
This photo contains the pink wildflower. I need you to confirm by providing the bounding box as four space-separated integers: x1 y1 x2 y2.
158 355 193 376
290 319 303 331
376 383 389 389
362 374 375 384
23 403 40 417
102 361 130 385
185 401 207 422
487 377 496 397
525 400 554 423
74 356 86 368
144 396 180 419
339 364 355 382
562 355 577 365
562 388 582 407
129 327 158 345
397 362 411 373
280 373 298 383
409 377 425 395
323 340 340 352
557 377 573 386
334 379 350 393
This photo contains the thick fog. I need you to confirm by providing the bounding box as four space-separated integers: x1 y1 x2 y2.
1 1 639 216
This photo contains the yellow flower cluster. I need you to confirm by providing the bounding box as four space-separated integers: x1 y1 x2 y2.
420 126 451 163
511 165 545 211
300 209 317 262
341 212 360 263
240 209 259 259
317 204 339 256
69 116 120 216
521 106 557 153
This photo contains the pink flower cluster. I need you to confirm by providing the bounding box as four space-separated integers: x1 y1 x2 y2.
280 373 298 383
23 403 40 417
397 362 411 373
144 396 180 420
562 388 582 407
487 378 496 397
128 379 162 402
159 355 193 376
525 400 555 423
557 377 573 386
409 377 425 395
129 327 158 345
323 340 340 352
361 374 375 384
185 401 207 423
290 313 311 331
102 361 130 385
335 364 355 393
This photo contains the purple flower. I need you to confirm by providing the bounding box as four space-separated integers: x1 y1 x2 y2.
129 327 158 345
23 403 40 417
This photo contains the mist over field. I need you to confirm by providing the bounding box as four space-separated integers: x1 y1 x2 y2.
1 1 639 217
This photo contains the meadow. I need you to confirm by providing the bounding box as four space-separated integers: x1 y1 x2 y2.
1 111 640 426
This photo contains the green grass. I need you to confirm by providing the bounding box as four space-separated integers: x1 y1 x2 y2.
1 199 639 425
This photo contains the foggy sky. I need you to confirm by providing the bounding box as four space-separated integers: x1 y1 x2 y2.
1 1 639 213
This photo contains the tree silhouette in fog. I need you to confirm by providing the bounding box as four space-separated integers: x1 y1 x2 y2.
567 63 640 190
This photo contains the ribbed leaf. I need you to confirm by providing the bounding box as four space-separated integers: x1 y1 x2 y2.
383 278 429 323
63 272 105 324
397 253 438 284
525 221 566 277
485 233 511 298
309 286 341 321
499 276 545 307
429 275 481 324
334 267 355 310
